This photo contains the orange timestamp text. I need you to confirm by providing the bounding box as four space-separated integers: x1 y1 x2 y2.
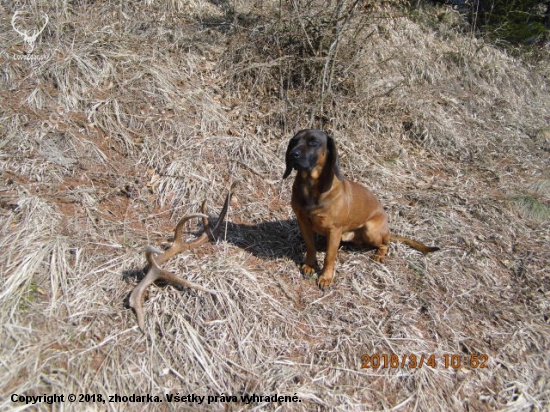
361 353 489 370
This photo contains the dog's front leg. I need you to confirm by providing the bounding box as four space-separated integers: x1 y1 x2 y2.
318 227 342 288
296 217 319 277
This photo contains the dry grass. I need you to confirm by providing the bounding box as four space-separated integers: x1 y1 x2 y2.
1 0 549 411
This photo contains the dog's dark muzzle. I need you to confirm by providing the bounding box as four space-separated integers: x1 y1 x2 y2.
283 138 320 179
287 147 312 170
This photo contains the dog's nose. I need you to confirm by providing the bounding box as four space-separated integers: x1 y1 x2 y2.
290 148 301 159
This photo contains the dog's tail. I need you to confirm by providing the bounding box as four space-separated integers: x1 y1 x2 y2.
390 236 440 254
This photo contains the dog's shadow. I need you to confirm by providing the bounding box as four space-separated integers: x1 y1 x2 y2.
122 216 381 291
221 219 304 262
122 218 306 285
221 219 376 259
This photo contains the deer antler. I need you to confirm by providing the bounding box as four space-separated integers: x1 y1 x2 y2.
129 182 236 331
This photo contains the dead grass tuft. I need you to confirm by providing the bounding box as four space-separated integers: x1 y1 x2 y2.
513 179 550 222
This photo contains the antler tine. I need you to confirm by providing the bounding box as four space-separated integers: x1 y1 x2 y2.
155 212 210 265
128 246 163 331
155 181 236 265
129 182 236 332
129 246 218 332
208 180 237 239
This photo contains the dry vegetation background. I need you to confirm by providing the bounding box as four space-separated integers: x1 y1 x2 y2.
1 0 549 410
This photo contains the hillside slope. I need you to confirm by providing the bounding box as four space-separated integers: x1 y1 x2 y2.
1 1 549 411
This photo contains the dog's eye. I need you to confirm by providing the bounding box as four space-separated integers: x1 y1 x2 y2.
307 139 318 147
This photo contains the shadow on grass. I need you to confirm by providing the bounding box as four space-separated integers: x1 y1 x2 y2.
122 218 305 283
121 217 305 310
121 215 382 286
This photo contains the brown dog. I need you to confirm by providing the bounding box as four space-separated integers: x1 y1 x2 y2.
283 129 439 288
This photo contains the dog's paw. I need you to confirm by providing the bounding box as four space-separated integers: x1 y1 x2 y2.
300 264 318 277
373 245 388 263
317 273 334 289
372 254 386 263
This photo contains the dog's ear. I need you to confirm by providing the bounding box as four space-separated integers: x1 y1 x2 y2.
319 134 343 193
283 135 298 179
283 166 292 179
326 135 343 181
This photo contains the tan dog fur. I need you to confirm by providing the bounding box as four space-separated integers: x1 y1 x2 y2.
283 129 439 288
